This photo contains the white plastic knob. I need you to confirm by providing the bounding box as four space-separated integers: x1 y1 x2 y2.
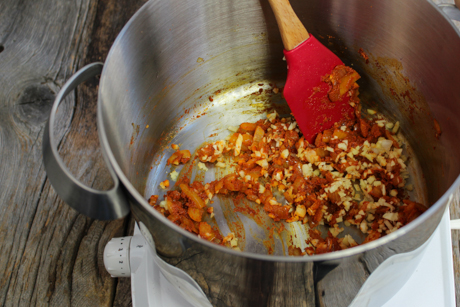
103 236 132 277
450 219 460 229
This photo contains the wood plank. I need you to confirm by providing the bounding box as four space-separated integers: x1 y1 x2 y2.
450 189 460 307
0 0 98 304
0 0 145 305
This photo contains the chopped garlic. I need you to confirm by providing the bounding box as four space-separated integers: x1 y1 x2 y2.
367 176 376 185
216 161 226 168
259 185 265 194
273 170 283 181
159 200 169 210
329 225 344 237
234 134 243 156
360 220 368 233
383 212 399 221
302 163 313 178
231 237 238 248
198 162 208 171
376 119 386 127
367 109 377 115
295 205 307 218
267 111 278 123
159 180 170 189
384 220 394 232
338 142 348 151
256 159 269 169
280 149 289 159
303 149 320 164
392 121 400 134
170 170 179 181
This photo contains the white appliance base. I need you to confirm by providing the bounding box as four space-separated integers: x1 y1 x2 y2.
125 209 455 307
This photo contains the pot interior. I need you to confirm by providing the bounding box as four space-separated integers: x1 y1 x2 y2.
99 0 460 256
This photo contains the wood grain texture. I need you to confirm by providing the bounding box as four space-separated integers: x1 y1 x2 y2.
0 0 145 306
268 0 310 50
450 190 460 307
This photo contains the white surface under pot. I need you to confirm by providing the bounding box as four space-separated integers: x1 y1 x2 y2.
104 208 456 307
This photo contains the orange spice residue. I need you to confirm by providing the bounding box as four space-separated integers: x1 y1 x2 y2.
358 48 369 64
149 65 426 256
434 119 442 139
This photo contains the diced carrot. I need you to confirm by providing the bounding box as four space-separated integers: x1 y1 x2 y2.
240 122 258 132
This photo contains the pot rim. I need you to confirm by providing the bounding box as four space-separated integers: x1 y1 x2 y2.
97 0 460 262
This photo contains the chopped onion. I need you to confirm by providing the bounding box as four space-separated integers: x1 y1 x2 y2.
380 139 393 151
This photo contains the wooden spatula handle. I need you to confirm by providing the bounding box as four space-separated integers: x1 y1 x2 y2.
268 0 310 51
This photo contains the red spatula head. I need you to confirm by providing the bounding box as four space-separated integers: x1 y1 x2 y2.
283 35 355 143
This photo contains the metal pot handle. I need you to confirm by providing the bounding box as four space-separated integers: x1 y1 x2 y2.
42 63 130 220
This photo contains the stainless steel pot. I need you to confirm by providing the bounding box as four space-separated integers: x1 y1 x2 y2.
43 0 460 306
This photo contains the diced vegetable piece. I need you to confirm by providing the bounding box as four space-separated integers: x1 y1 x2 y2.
157 78 425 256
199 222 216 241
322 129 333 143
332 129 348 140
241 134 253 151
180 216 198 233
240 122 258 132
188 207 203 222
339 70 360 96
149 195 159 206
180 184 206 209
223 174 243 191
167 150 192 165
253 126 265 142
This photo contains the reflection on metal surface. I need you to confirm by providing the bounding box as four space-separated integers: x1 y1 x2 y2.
96 0 460 305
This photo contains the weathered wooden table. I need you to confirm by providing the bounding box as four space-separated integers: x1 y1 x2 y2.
0 0 459 306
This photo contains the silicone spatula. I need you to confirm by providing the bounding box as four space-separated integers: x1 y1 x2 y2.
268 0 355 143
